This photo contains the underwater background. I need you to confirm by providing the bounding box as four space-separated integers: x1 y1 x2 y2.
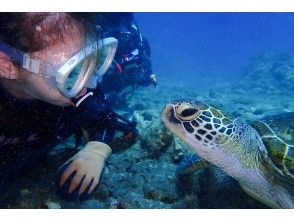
136 12 294 88
1 12 293 208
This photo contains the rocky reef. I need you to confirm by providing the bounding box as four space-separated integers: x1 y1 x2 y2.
242 53 294 92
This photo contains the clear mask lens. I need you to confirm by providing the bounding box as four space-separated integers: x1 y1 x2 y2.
65 61 83 90
96 45 109 70
56 38 117 98
56 53 97 98
95 38 118 82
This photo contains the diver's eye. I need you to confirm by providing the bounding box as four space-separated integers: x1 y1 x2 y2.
176 104 200 121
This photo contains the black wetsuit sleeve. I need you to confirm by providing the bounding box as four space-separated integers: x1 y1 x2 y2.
0 86 66 178
70 88 137 146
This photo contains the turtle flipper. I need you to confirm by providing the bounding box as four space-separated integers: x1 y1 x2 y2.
252 119 294 178
177 154 211 175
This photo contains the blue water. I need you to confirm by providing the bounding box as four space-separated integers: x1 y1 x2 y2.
135 13 294 87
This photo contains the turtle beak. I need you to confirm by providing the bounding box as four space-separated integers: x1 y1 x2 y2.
162 103 182 123
162 104 183 135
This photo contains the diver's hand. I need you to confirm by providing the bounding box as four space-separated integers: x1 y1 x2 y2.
56 141 111 200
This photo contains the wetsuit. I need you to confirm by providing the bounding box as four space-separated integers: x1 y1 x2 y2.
98 13 157 97
0 86 136 182
0 86 65 180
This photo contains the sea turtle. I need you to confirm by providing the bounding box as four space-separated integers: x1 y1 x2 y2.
162 100 293 208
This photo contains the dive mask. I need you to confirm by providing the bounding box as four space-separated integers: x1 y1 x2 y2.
0 37 118 98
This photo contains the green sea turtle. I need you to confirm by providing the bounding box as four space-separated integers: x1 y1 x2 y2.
162 100 293 208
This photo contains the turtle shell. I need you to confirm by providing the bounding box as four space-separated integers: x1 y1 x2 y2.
251 112 294 178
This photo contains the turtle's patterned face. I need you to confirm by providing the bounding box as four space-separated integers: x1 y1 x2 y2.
162 100 234 146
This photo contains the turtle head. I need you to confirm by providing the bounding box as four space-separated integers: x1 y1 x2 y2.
162 100 234 157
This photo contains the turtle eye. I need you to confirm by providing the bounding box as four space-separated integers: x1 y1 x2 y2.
176 104 200 121
181 108 198 117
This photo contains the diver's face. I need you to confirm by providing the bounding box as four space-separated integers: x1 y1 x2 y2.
19 25 84 106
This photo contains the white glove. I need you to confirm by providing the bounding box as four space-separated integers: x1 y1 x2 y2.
58 141 111 195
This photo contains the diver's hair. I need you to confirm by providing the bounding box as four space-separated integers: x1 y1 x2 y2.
0 12 101 53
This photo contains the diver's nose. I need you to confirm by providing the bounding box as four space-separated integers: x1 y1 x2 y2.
75 87 88 99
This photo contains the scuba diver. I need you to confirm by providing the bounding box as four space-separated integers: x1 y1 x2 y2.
0 12 137 202
95 13 158 106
